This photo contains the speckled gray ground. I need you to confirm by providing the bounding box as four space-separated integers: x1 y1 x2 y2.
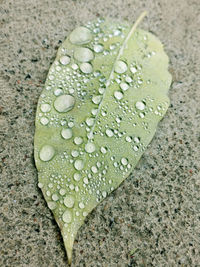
0 0 200 266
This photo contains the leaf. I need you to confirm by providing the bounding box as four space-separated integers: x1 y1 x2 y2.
34 12 171 265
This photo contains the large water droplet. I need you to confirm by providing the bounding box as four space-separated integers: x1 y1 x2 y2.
74 47 94 62
62 210 72 223
74 159 84 170
54 95 75 113
69 26 92 45
114 60 127 74
61 128 73 140
64 195 75 208
39 145 55 162
85 142 96 153
80 62 93 74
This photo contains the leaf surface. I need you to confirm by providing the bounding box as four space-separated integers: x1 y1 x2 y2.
34 13 171 264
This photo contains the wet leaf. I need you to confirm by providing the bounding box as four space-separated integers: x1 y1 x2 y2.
34 12 171 264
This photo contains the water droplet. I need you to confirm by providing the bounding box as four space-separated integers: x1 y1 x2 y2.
68 121 74 128
38 182 43 188
114 60 127 74
69 184 75 190
60 56 70 65
48 201 57 210
85 142 96 153
102 191 107 197
86 117 95 126
135 101 146 110
106 129 114 137
83 177 89 184
74 47 94 62
130 66 137 74
71 150 79 157
125 136 132 142
71 63 79 70
79 202 85 209
62 210 72 223
120 82 129 91
74 137 83 145
54 94 75 113
39 145 55 162
40 117 49 125
52 194 59 201
64 195 75 208
83 211 88 217
40 103 51 113
133 145 139 151
74 173 81 181
134 137 140 143
94 44 104 53
54 89 63 96
80 62 93 74
74 159 84 170
125 76 133 83
91 166 98 173
114 91 123 100
91 108 98 115
92 95 102 104
69 26 92 45
61 128 73 140
121 157 128 166
100 146 107 154
59 188 66 196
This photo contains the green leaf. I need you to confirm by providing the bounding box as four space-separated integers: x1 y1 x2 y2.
34 12 171 264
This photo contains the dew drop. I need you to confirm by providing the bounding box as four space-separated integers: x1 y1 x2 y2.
106 129 114 137
40 117 49 125
100 146 107 154
64 195 75 208
74 173 81 181
60 56 70 65
54 89 63 96
80 62 93 74
130 66 137 74
102 191 107 198
74 47 94 62
54 95 75 113
86 117 95 126
135 101 146 110
74 159 84 170
62 210 72 223
121 157 128 166
83 177 89 184
39 145 55 162
133 145 139 151
59 188 66 196
94 44 104 53
125 136 132 142
40 103 51 113
74 137 83 145
79 202 85 209
71 150 79 157
52 194 59 201
69 26 92 45
92 95 102 105
61 128 73 140
85 142 96 153
114 60 127 74
125 76 133 83
91 166 98 173
120 82 129 91
114 91 123 100
48 201 57 210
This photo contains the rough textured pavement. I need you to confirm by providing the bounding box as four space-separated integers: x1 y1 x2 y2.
0 0 200 266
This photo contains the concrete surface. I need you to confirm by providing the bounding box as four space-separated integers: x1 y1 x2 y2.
0 0 200 266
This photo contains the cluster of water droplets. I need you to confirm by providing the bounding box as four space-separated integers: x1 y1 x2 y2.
36 19 168 228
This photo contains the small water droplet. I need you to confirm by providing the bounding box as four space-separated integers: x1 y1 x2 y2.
74 137 83 145
79 202 85 209
61 128 73 140
64 195 74 208
54 89 63 96
40 103 51 113
120 82 129 91
74 159 84 170
91 166 98 173
69 26 92 45
125 136 132 142
121 157 128 166
92 95 102 104
83 177 89 184
86 117 95 126
100 146 107 154
106 129 114 137
60 56 70 65
54 95 75 113
114 91 123 100
135 101 146 110
130 66 137 74
59 188 66 196
102 191 107 197
71 150 79 157
52 194 59 201
39 145 55 162
74 173 81 181
85 142 96 153
115 60 127 74
40 117 49 125
48 201 57 210
62 210 72 223
94 44 104 53
133 145 139 151
125 76 133 83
